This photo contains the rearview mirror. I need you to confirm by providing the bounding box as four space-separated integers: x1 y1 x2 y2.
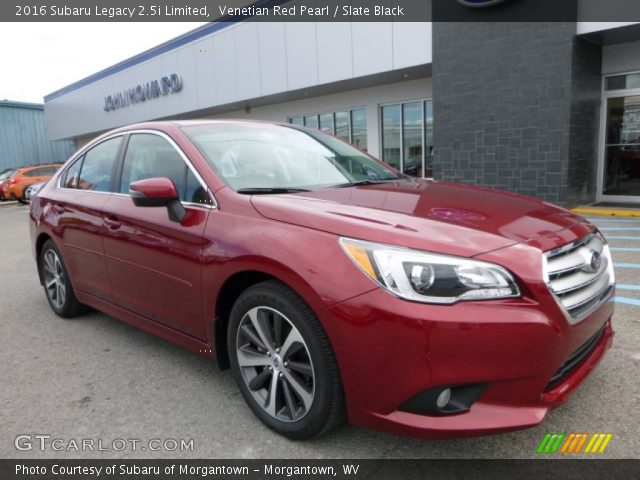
129 177 185 223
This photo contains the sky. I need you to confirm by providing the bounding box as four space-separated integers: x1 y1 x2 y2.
0 22 208 104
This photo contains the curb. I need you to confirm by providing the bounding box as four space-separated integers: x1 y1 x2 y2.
571 207 640 218
0 201 18 207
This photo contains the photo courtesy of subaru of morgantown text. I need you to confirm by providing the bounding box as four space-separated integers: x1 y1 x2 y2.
29 120 615 439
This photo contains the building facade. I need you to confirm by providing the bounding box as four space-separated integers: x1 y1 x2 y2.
0 101 75 171
43 5 640 206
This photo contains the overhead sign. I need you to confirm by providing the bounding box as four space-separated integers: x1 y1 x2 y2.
103 74 182 112
456 0 508 7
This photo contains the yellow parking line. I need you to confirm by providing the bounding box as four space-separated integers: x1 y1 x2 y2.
571 208 640 218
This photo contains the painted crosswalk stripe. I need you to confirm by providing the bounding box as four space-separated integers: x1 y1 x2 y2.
614 297 640 306
599 227 640 231
610 247 640 252
605 236 640 240
616 284 640 291
585 218 640 223
614 263 640 269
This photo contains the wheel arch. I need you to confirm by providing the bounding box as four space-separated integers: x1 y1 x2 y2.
35 232 53 285
211 263 326 370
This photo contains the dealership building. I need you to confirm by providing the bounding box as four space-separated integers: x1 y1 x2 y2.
44 3 640 206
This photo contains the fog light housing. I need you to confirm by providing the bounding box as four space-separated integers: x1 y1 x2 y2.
400 383 487 416
436 388 452 409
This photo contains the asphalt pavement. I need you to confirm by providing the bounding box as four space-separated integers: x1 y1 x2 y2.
0 203 638 459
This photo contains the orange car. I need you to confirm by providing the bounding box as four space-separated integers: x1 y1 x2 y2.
3 164 61 203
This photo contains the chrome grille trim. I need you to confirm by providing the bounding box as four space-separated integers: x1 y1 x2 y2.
543 233 615 325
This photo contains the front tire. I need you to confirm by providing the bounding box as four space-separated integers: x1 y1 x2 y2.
228 280 344 439
41 240 86 318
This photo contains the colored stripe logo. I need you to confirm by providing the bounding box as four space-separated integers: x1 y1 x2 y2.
537 433 613 454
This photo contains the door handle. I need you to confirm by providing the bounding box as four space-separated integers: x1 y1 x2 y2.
104 215 121 230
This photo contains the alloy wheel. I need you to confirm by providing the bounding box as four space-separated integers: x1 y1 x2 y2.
43 249 66 310
235 306 315 422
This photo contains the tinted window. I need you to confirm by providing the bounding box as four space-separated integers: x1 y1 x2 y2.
120 133 210 204
63 158 83 189
351 108 367 151
381 104 401 169
334 111 349 142
77 137 121 191
304 115 319 129
319 113 334 133
402 102 423 176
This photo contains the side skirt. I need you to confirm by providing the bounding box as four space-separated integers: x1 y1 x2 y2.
76 290 215 359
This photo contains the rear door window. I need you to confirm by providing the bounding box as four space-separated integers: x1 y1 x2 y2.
77 137 122 192
62 158 83 189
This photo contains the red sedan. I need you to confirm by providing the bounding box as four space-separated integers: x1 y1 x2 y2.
29 121 614 439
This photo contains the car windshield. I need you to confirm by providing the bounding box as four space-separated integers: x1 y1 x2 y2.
182 123 403 191
0 170 14 180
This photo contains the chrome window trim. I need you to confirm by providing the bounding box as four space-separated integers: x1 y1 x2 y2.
57 129 217 209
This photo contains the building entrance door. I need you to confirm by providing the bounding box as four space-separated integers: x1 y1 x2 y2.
599 74 640 203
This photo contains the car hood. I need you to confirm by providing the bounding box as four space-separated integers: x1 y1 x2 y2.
250 179 592 257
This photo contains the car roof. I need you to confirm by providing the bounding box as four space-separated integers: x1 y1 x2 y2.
106 119 292 136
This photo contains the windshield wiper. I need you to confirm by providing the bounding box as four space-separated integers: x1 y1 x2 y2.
236 187 311 194
328 179 394 189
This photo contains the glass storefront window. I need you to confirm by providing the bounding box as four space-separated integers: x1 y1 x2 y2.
381 104 401 170
288 109 365 149
351 109 367 151
380 99 433 177
402 102 423 176
606 73 640 91
319 113 334 134
425 100 434 178
603 95 640 197
304 115 319 129
334 111 350 142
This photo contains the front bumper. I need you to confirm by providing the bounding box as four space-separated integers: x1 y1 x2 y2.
320 286 614 439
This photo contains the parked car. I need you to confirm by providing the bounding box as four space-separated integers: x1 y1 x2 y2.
0 168 16 200
5 164 61 203
29 121 615 440
24 181 47 203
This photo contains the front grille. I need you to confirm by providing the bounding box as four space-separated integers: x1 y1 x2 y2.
543 233 614 324
545 325 606 391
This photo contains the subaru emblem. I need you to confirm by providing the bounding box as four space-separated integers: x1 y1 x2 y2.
590 251 602 273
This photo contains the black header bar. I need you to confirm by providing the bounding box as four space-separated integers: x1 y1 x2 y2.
2 459 640 480
5 0 640 22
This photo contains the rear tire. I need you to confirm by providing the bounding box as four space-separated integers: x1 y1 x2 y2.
40 240 87 318
18 186 29 204
228 280 344 440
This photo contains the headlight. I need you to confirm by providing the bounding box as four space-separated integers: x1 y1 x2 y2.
339 237 520 304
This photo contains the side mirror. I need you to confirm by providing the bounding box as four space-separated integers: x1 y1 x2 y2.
129 177 186 223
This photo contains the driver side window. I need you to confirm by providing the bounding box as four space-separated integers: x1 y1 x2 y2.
120 133 212 205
